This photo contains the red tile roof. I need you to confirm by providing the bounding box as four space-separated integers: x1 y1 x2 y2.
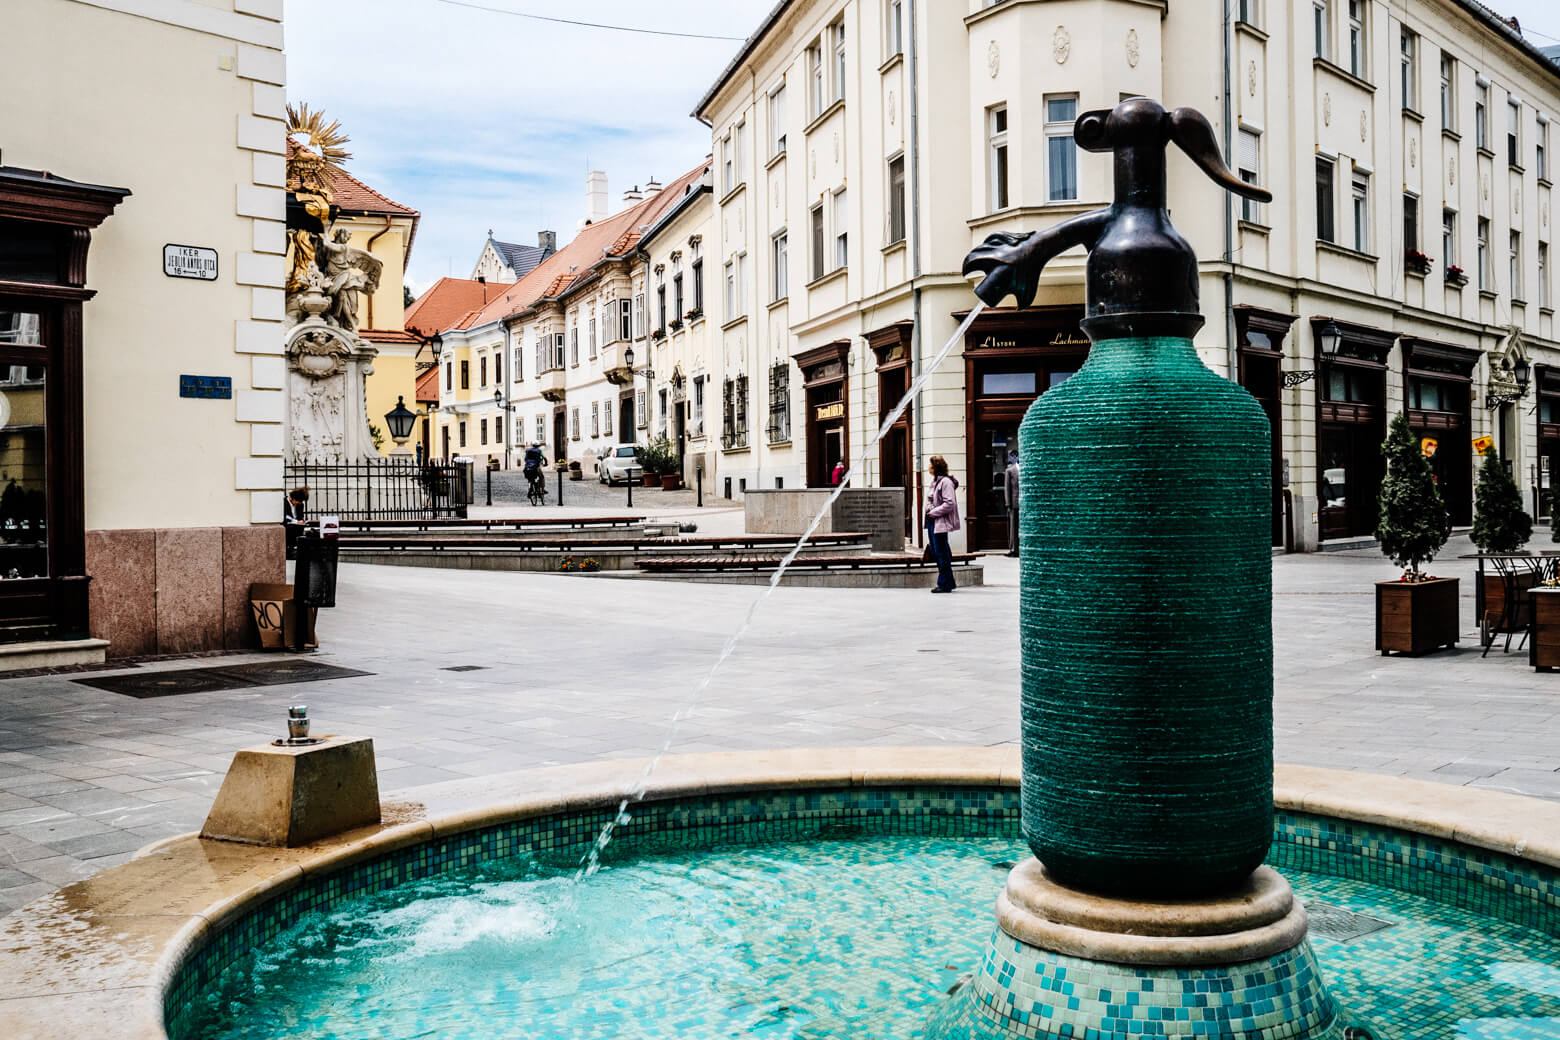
453 160 712 334
405 277 515 338
359 328 422 345
415 364 440 405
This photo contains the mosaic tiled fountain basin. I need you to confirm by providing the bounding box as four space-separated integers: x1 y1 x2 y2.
5 752 1560 1040
162 780 1560 1039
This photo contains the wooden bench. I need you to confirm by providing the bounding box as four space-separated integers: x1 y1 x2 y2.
634 552 977 573
337 532 875 554
339 516 641 533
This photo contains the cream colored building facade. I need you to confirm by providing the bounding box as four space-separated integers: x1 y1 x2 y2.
0 0 287 658
698 0 1560 553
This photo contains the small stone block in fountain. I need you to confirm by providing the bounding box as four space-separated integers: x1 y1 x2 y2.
201 712 380 847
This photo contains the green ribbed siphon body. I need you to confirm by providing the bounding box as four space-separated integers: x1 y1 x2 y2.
1019 334 1273 898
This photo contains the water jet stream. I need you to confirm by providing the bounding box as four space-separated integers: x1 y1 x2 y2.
575 300 988 880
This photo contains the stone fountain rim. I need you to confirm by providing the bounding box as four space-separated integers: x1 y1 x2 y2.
2 748 1559 1040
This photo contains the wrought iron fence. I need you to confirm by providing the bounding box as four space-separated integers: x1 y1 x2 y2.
284 459 468 521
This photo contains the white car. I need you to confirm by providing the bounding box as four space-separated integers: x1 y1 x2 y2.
597 444 640 485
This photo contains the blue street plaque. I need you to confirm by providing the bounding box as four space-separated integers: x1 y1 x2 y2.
180 375 232 400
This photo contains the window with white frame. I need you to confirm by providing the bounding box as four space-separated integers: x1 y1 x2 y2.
692 255 704 312
1400 29 1418 111
535 415 545 443
1404 193 1419 252
570 327 578 366
833 190 848 270
1346 0 1365 78
570 407 580 441
1478 217 1491 289
692 375 705 435
830 18 846 103
887 154 906 243
988 104 1009 212
722 133 733 193
1509 98 1522 167
657 281 667 332
1540 241 1550 308
1313 0 1329 61
590 402 599 438
673 268 684 320
496 415 503 443
1511 229 1523 299
1476 79 1489 150
1046 96 1079 201
588 317 597 358
1440 53 1456 131
725 258 736 317
513 346 523 380
1237 0 1259 27
1237 128 1262 223
1351 170 1370 252
1316 156 1336 243
618 298 631 342
735 253 746 311
810 202 825 279
657 388 668 437
770 83 787 156
444 360 452 391
772 230 788 300
479 354 487 388
633 294 643 337
480 418 487 446
1442 208 1457 270
735 120 746 183
766 362 791 444
458 421 466 447
636 388 646 429
1539 116 1549 180
886 0 903 58
535 338 545 375
603 399 613 436
494 351 502 384
807 40 824 118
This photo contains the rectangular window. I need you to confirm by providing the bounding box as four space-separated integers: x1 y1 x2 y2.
810 203 826 279
591 402 599 438
1478 216 1491 290
496 416 504 443
458 420 467 448
833 189 848 270
571 407 580 441
674 272 684 319
831 19 846 102
692 258 704 311
444 361 452 391
603 400 613 436
1540 241 1550 308
657 388 668 438
1440 53 1456 131
1476 80 1489 150
1509 99 1522 166
988 104 1009 212
887 154 906 243
460 360 469 390
735 120 746 184
657 284 667 331
479 355 487 388
1400 29 1417 111
1314 0 1329 61
886 0 903 57
1046 96 1079 202
494 352 502 384
535 339 544 374
772 231 788 301
1443 208 1456 269
636 388 646 429
722 134 733 194
770 84 787 156
1511 229 1523 299
1351 171 1369 253
725 259 736 317
619 299 632 341
570 328 578 366
480 418 488 446
1347 0 1365 78
554 333 565 369
589 317 597 358
536 415 545 443
1404 193 1419 251
767 362 792 444
513 347 523 381
1237 0 1258 26
1539 117 1550 180
633 294 644 338
692 375 705 435
1238 128 1262 223
807 40 824 117
1316 157 1336 243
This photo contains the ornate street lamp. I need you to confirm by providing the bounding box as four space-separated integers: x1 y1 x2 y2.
383 395 417 456
1282 319 1343 388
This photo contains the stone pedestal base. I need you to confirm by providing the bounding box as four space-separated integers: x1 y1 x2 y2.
200 735 380 847
925 859 1347 1039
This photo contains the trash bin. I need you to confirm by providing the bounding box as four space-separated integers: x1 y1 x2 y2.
294 530 339 609
452 456 475 505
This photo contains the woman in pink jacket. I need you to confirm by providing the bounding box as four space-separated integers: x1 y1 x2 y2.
925 455 960 593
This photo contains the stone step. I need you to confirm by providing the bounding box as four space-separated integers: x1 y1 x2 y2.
0 638 109 673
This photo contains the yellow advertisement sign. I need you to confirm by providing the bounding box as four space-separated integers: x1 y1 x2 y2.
1473 436 1495 456
1420 437 1439 458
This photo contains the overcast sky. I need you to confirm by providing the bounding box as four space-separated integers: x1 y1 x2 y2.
284 0 1560 295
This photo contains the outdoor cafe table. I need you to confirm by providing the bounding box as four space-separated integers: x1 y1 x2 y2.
1459 551 1560 653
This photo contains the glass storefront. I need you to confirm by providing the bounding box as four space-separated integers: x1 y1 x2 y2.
0 312 48 582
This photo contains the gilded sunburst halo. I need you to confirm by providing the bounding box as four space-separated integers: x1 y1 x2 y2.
286 103 352 198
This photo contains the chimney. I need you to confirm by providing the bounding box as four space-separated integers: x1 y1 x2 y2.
623 185 644 204
586 170 609 225
538 230 557 255
644 177 663 197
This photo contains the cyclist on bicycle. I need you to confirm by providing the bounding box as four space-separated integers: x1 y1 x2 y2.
523 443 547 498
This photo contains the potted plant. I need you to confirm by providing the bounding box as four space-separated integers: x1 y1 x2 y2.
1404 248 1434 276
686 307 703 322
1472 445 1536 637
635 437 677 487
651 327 667 342
1445 264 1469 287
669 317 684 333
1375 412 1458 655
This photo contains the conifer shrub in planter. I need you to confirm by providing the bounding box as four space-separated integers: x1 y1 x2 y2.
1471 445 1536 635
1375 412 1458 655
634 437 679 488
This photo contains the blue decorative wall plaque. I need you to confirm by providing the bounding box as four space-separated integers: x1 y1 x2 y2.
180 375 232 400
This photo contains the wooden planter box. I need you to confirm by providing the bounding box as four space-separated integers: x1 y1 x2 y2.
1530 588 1560 671
660 474 683 491
642 473 658 487
1376 577 1460 655
1481 569 1541 635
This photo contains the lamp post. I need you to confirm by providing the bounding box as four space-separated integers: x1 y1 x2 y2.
383 396 417 457
1281 319 1342 388
493 389 514 471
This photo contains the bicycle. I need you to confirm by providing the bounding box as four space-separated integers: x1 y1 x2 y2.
526 469 548 507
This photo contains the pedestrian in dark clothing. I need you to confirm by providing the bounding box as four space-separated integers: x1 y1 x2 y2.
283 486 309 560
925 455 961 593
1004 450 1021 557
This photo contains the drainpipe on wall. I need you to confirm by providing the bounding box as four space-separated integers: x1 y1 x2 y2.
1222 0 1239 387
908 0 925 546
366 215 394 332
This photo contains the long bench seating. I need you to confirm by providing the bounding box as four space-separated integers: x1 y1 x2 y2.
337 532 875 554
339 516 641 532
634 552 977 573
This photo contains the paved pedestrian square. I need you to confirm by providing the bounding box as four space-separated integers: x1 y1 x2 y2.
0 531 1554 913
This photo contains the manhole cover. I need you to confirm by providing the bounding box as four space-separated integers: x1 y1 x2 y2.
75 669 256 699
1304 901 1395 942
441 665 488 672
204 661 373 686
